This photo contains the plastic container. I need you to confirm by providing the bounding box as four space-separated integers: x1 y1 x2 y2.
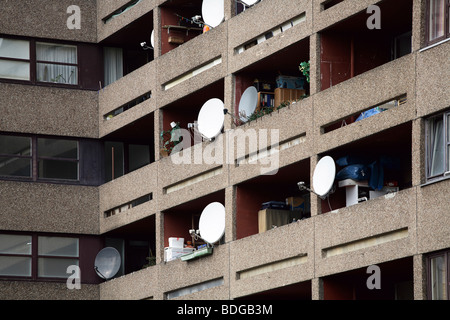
168 237 184 248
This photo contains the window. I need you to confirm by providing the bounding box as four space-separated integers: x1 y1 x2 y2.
104 141 151 182
0 135 32 178
0 134 79 182
0 37 101 88
426 110 450 181
426 0 450 46
38 236 79 278
0 38 30 81
104 47 123 86
0 233 79 280
428 251 449 300
0 234 32 277
36 42 78 85
37 138 79 180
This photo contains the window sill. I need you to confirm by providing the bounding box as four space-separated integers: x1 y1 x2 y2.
419 37 450 53
420 174 450 188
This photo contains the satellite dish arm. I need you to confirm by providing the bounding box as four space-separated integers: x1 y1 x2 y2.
298 181 327 200
94 266 107 280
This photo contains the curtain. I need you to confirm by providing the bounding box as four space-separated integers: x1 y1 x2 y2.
104 47 123 86
429 117 445 177
36 43 77 84
429 0 445 41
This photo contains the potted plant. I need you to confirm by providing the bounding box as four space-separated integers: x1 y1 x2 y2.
160 122 182 157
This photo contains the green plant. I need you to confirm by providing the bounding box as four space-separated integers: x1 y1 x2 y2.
160 122 182 155
142 249 156 268
299 60 310 83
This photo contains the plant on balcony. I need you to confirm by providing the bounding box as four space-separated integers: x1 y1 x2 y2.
299 60 310 83
160 122 182 157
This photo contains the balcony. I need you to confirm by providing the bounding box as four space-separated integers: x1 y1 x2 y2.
318 0 412 92
315 187 417 277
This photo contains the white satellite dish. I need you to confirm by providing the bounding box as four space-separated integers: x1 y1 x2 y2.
202 0 224 28
238 86 258 122
241 0 259 6
94 247 121 280
150 29 155 48
197 98 225 140
312 156 336 198
199 202 226 245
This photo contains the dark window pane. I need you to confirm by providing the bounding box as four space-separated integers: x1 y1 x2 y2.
0 136 31 156
38 139 78 159
0 157 31 177
129 144 150 172
38 159 78 180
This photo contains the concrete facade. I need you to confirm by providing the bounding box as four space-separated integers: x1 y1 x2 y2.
0 0 449 300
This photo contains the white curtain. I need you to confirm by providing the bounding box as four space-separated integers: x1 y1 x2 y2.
104 47 123 86
429 0 445 41
429 117 444 177
36 42 77 84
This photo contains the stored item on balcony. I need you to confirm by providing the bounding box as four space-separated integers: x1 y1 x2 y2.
197 98 225 140
286 196 305 211
258 208 303 233
164 247 195 262
202 0 224 28
260 201 289 210
94 247 121 280
253 79 276 92
274 88 305 109
276 75 305 90
160 122 182 156
168 237 184 248
238 86 258 123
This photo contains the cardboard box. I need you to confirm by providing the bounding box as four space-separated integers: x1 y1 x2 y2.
274 88 306 108
286 196 305 211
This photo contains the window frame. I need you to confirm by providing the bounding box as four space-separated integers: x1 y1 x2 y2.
425 110 450 182
0 36 81 89
0 38 31 81
0 232 79 282
425 0 450 46
0 135 33 178
427 250 450 300
0 133 80 184
36 138 80 182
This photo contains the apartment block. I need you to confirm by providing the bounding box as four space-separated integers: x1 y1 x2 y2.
0 0 449 300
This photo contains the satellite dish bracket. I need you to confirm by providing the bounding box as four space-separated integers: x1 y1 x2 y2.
298 181 335 200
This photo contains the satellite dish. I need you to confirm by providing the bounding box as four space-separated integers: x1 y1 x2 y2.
202 0 224 28
150 29 155 48
241 0 259 6
197 98 225 140
312 156 336 198
94 247 121 280
199 202 226 245
238 86 258 122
